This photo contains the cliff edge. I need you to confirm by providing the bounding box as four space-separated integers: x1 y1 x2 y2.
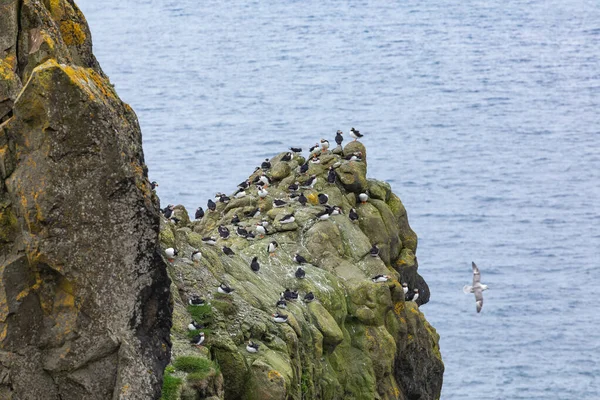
0 1 171 399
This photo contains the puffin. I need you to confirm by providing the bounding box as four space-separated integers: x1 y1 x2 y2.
279 213 295 224
234 189 247 198
191 250 202 263
370 244 380 257
151 181 159 190
310 155 321 164
282 289 299 301
188 295 205 306
406 288 419 302
261 158 271 170
222 246 235 256
246 341 260 353
250 256 260 272
318 193 329 205
327 166 336 184
245 208 261 218
316 208 331 221
402 282 409 295
190 332 205 346
295 267 306 279
335 130 344 146
293 254 307 264
219 194 231 203
300 162 309 174
290 147 303 153
267 241 278 256
258 175 271 187
288 182 300 192
163 204 175 219
298 192 308 206
195 207 205 220
349 127 364 141
276 297 287 309
202 237 217 246
207 199 217 212
188 320 203 331
302 175 317 189
272 313 289 323
231 214 240 225
309 143 320 155
303 292 315 303
345 151 362 162
257 186 269 199
330 206 342 215
281 152 293 162
165 248 178 262
358 192 369 204
238 179 251 189
349 208 359 223
273 199 287 208
236 226 248 237
255 224 267 238
218 225 230 239
218 283 234 294
372 275 391 283
320 139 330 153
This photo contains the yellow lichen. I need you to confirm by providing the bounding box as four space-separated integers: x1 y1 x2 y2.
267 370 283 381
59 20 86 46
394 301 405 316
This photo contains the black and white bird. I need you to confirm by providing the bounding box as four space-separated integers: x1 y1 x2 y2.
349 208 359 223
195 207 205 220
463 262 487 313
267 241 278 255
335 130 344 146
234 189 247 198
273 199 287 208
165 248 178 262
295 267 306 279
245 208 261 218
370 244 380 257
190 332 205 346
303 292 315 303
281 152 293 162
250 256 260 272
191 250 202 263
300 162 309 175
261 158 271 170
402 283 409 295
222 246 235 256
320 139 330 153
327 166 336 184
163 204 175 219
236 226 248 237
276 297 287 309
188 295 205 306
282 288 299 301
318 193 329 205
207 199 217 212
151 181 159 190
231 214 241 225
272 313 288 323
345 151 362 162
255 223 267 238
406 288 419 303
218 283 234 294
257 186 269 199
238 179 251 189
298 192 308 206
293 254 307 264
309 143 320 155
302 175 317 189
246 341 260 353
290 147 303 153
310 155 321 164
258 174 271 187
330 206 342 216
316 207 332 221
202 237 217 246
358 192 369 204
218 225 230 239
349 127 364 141
288 182 300 192
219 194 231 203
372 274 390 283
279 213 295 224
188 320 203 331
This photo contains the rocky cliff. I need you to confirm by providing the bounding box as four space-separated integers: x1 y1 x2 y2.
0 1 171 399
160 142 444 399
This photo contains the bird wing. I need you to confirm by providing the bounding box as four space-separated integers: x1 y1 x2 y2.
472 262 481 285
474 287 483 313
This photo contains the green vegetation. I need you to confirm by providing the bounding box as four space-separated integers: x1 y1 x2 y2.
173 356 213 374
160 370 182 400
186 304 213 325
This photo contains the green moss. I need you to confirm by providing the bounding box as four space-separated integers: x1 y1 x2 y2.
173 356 213 374
160 371 182 400
211 298 237 316
187 304 213 325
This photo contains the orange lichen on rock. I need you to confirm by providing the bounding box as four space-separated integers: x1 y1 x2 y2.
59 20 86 46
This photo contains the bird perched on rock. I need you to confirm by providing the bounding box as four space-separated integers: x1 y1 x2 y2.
273 199 287 208
358 192 369 204
188 295 205 306
218 283 234 294
288 182 300 192
162 204 175 219
222 246 235 256
298 192 308 206
257 186 269 199
406 288 419 302
402 282 409 295
276 297 287 309
300 162 309 174
250 256 260 272
335 130 344 146
303 292 315 303
195 207 204 220
236 226 248 237
191 250 202 263
309 143 320 155
234 189 247 198
207 199 217 212
282 288 298 301
316 208 331 221
281 152 293 162
246 341 260 353
372 274 390 283
370 244 380 257
330 206 342 215
261 158 271 170
295 267 306 279
245 208 261 218
349 208 359 223
272 313 289 323
327 166 336 184
218 225 230 239
345 151 362 162
151 181 159 190
188 320 203 331
219 194 231 203
238 179 251 189
302 175 317 189
318 193 329 205
463 262 487 313
255 223 267 238
310 155 321 164
320 139 330 153
349 127 364 141
258 174 271 188
279 213 295 224
231 214 240 225
294 254 307 264
202 237 217 246
190 332 205 346
165 248 178 262
267 241 278 256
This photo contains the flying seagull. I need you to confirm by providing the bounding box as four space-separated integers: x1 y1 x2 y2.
463 262 488 313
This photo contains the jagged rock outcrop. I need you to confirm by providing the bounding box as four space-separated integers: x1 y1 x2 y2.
0 1 171 399
161 143 444 399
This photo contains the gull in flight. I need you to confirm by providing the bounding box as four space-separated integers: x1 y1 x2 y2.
463 262 488 313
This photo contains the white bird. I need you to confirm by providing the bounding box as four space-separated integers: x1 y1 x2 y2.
246 341 260 353
463 262 487 313
349 127 364 141
256 224 266 238
234 190 247 199
371 274 390 283
272 313 289 323
358 192 369 204
191 250 202 263
257 186 269 199
190 332 205 346
402 283 409 295
188 320 203 331
165 248 178 261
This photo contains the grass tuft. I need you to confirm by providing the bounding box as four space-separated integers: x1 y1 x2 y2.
160 371 182 400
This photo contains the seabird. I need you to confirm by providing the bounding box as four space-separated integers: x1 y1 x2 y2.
272 313 288 323
279 213 295 224
190 332 205 346
464 262 487 313
345 151 362 162
276 297 287 309
282 288 298 301
330 206 342 215
349 208 359 223
309 143 320 155
202 237 217 246
245 208 261 218
310 155 321 164
316 208 331 221
293 254 307 264
358 192 369 204
303 292 315 303
349 127 363 141
246 231 256 240
218 283 234 294
300 162 309 174
290 147 303 153
257 186 269 199
207 199 217 212
188 320 203 331
298 192 308 206
238 179 251 189
288 182 300 192
258 175 271 187
273 199 287 208
335 130 344 146
320 139 330 153
188 295 205 306
261 219 269 228
250 256 260 272
151 181 159 190
222 246 235 256
267 241 278 255
281 152 293 162
406 288 419 303
218 225 230 239
402 283 409 295
318 193 329 205
261 158 271 170
195 207 205 220
219 194 231 203
231 214 241 225
327 166 336 184
246 341 260 353
234 189 247 198
236 226 248 237
302 175 317 189
191 250 202 263
255 224 267 238
372 274 390 283
295 267 306 279
165 248 178 262
163 204 175 219
370 244 380 257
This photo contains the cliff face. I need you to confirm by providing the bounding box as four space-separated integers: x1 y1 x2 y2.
161 143 444 399
0 1 171 399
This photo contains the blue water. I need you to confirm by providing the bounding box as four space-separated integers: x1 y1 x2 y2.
77 1 600 398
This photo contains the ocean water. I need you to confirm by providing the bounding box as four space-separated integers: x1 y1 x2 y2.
77 1 600 398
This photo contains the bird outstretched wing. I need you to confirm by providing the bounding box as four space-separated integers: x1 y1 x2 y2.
472 261 481 285
474 286 483 313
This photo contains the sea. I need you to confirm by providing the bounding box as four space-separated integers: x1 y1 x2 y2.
77 1 600 398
